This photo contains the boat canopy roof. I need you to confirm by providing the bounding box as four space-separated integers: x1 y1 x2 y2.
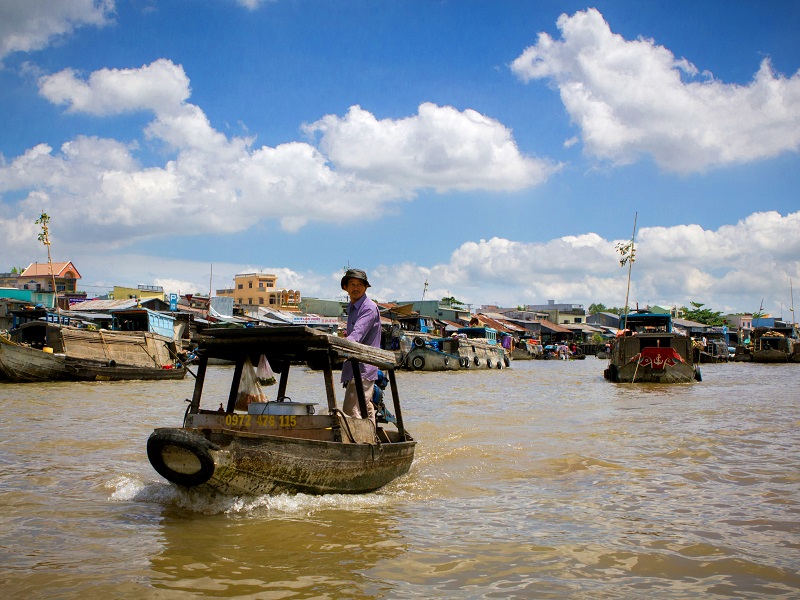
195 325 398 370
620 311 672 332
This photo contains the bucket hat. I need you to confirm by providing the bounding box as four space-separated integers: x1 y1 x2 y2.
341 268 371 290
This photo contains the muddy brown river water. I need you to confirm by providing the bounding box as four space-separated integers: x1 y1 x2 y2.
1 358 798 598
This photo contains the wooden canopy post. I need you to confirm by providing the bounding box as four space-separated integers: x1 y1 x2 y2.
225 358 245 413
276 363 290 400
322 360 338 413
188 354 208 414
349 358 368 418
387 369 406 440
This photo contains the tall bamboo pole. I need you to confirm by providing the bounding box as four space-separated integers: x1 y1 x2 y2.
35 212 60 314
622 212 638 325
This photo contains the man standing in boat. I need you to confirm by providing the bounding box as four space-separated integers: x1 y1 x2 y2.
340 268 380 425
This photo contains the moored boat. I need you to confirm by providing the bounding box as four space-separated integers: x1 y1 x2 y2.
402 326 510 371
0 317 184 383
64 358 187 381
147 326 415 496
0 334 70 382
604 310 700 383
510 337 544 360
750 328 796 363
692 333 731 363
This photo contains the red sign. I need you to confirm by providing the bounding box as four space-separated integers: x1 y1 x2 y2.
637 347 684 370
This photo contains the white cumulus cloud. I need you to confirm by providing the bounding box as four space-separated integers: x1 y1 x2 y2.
0 0 114 61
1 60 554 253
304 103 560 192
360 211 800 317
511 8 800 173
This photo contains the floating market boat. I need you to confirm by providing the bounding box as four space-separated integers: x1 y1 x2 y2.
147 326 415 496
604 310 701 383
401 326 510 371
750 328 796 363
692 332 731 363
0 320 183 383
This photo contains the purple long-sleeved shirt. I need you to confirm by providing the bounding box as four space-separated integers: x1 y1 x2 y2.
340 293 380 383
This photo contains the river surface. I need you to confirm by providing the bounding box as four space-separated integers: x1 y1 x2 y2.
1 359 798 599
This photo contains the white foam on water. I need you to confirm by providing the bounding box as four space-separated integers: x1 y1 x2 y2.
106 473 402 515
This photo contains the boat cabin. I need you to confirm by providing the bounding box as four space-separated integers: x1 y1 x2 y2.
111 307 176 338
619 311 672 333
457 326 499 345
186 326 411 445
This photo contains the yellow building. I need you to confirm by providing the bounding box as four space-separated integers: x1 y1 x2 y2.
110 285 165 301
217 273 301 311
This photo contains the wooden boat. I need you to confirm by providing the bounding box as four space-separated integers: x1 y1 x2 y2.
692 334 731 363
0 318 183 383
402 327 510 371
604 310 700 383
64 358 187 381
0 334 70 382
750 328 796 363
147 326 415 496
510 337 544 360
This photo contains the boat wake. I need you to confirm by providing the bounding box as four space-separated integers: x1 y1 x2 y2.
107 474 400 515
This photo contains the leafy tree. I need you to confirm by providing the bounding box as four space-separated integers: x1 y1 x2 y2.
588 302 607 314
441 296 465 308
680 301 726 326
589 303 624 315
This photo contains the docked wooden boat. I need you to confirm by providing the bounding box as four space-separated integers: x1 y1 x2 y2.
750 328 796 363
0 319 183 383
147 326 415 496
510 337 544 360
604 311 700 383
692 334 731 363
64 358 187 381
0 334 70 382
402 326 510 371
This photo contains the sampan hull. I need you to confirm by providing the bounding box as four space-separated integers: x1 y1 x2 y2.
148 428 415 496
0 336 69 382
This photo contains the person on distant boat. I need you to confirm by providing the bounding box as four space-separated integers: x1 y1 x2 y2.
340 268 380 425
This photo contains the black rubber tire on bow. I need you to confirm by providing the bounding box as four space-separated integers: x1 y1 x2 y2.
147 429 217 488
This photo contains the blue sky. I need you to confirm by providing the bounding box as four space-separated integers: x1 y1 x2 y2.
1 1 799 317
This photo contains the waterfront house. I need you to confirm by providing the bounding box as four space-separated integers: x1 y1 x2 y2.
217 272 301 312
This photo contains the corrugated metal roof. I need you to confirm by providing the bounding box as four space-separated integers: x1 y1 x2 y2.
70 297 161 311
532 319 573 334
563 323 603 333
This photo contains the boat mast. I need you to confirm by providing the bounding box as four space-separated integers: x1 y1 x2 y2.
616 212 637 327
791 279 797 337
35 212 60 316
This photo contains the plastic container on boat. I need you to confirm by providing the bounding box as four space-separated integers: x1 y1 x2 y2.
248 401 317 416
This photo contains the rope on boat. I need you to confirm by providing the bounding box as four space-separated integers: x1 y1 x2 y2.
330 408 357 443
631 353 641 383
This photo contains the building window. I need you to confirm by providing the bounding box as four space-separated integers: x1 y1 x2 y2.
267 282 274 288
249 282 253 288
237 284 243 290
259 298 264 305
248 298 252 305
237 297 242 304
270 297 276 305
